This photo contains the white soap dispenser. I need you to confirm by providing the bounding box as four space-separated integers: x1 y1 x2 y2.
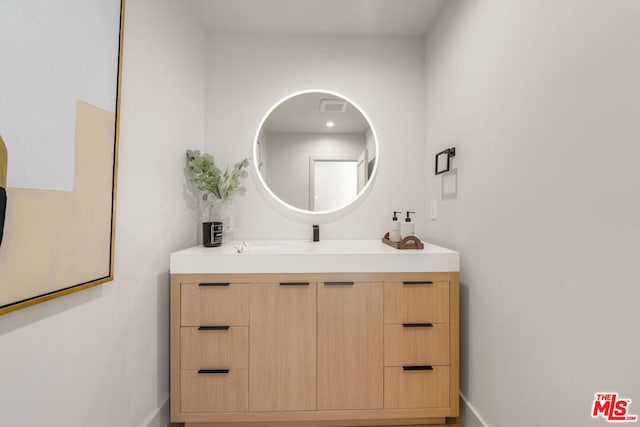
389 211 402 242
401 211 416 239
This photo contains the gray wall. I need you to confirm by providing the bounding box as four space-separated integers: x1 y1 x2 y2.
424 1 640 426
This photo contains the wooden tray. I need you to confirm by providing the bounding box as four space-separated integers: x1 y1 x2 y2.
381 232 424 250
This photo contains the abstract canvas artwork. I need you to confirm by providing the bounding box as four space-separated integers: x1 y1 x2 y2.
0 0 124 315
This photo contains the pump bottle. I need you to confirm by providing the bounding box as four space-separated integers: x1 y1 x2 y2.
389 211 402 242
401 211 415 239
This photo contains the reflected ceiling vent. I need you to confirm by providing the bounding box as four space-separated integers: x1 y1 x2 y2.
319 99 347 113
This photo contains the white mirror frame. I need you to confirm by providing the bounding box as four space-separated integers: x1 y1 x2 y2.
252 89 379 216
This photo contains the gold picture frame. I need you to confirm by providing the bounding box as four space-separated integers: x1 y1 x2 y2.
0 0 125 315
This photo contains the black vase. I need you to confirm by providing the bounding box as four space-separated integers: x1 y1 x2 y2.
202 221 222 247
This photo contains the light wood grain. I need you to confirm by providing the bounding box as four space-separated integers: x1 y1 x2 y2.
384 366 450 409
184 418 450 427
170 275 182 420
181 369 248 413
250 282 317 411
181 283 250 326
448 274 460 416
384 323 450 367
384 281 449 324
179 408 451 424
317 281 384 410
171 272 455 285
181 326 248 369
172 272 461 426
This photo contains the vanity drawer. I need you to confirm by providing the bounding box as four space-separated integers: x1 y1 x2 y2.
384 280 449 324
181 326 248 369
384 323 449 366
181 369 248 412
384 366 449 409
181 282 250 326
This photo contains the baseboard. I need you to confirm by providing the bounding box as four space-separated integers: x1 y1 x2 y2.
140 397 170 427
159 395 480 427
459 393 489 427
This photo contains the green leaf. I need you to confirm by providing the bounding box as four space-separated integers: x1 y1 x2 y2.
185 149 250 200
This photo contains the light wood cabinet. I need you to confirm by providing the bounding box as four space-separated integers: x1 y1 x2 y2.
249 282 316 411
384 323 449 367
180 369 248 413
181 282 249 326
384 280 449 324
170 272 460 426
384 366 450 409
383 279 454 410
181 326 248 369
176 282 251 415
317 281 383 410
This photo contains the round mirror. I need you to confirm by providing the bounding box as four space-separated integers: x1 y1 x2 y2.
253 90 378 215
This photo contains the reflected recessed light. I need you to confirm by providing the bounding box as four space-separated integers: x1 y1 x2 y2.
326 121 335 128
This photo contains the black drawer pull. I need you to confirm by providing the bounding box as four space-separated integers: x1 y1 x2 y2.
402 281 433 285
198 369 229 374
199 282 230 287
198 326 230 331
403 365 433 371
324 281 354 286
279 282 310 286
403 323 434 328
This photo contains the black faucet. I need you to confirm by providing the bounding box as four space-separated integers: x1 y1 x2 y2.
312 224 320 242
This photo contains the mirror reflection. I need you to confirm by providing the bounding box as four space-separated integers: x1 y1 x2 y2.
255 90 377 213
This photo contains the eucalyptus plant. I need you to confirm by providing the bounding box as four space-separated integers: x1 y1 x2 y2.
186 149 249 200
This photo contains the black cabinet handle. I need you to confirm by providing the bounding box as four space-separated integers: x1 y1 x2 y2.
279 282 310 286
198 369 230 374
402 323 434 328
199 282 230 287
403 365 433 371
198 326 230 331
324 281 354 286
402 281 433 285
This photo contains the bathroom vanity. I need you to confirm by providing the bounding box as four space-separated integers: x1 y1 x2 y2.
170 240 461 426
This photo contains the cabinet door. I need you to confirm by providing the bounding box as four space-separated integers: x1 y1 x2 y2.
317 281 383 410
249 282 316 411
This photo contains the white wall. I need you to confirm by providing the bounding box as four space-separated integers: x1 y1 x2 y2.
0 1 205 426
205 35 427 239
265 132 365 210
424 1 640 426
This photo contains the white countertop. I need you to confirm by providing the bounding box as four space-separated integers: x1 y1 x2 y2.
170 240 459 274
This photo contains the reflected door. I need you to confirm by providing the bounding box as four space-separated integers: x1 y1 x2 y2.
310 159 357 211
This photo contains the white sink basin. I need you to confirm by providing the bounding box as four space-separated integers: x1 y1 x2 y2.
170 240 459 274
235 239 422 254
